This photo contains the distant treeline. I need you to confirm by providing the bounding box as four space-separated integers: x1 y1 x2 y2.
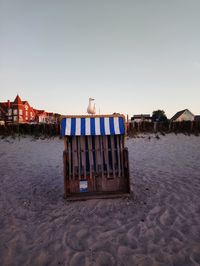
0 123 60 138
127 121 200 136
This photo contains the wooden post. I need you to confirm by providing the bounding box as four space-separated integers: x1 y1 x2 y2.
120 135 124 178
190 121 194 133
63 150 70 198
95 137 101 174
102 136 110 178
80 136 86 179
64 136 67 151
111 136 116 179
87 136 94 180
154 122 157 132
72 137 78 180
123 148 130 193
99 136 104 179
75 137 81 180
68 138 72 180
116 135 121 177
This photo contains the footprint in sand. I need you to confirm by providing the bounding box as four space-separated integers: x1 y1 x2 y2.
69 252 86 266
127 229 138 249
94 251 115 266
64 227 90 251
159 209 175 227
190 246 200 265
129 254 153 266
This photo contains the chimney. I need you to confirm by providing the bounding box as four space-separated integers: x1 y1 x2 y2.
127 114 129 122
8 100 10 108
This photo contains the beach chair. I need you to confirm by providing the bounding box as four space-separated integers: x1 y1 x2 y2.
61 114 130 200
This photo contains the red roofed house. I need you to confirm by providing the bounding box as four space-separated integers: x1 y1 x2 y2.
33 110 61 124
0 94 61 124
34 109 48 123
0 95 36 123
46 112 61 124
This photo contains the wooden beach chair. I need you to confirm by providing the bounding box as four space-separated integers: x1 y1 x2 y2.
61 114 130 200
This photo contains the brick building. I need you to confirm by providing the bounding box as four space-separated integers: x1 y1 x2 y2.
0 95 60 124
0 95 35 123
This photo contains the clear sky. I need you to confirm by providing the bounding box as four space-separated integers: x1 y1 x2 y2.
0 0 200 118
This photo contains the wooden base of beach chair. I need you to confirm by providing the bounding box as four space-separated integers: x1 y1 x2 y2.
63 143 130 200
64 191 130 201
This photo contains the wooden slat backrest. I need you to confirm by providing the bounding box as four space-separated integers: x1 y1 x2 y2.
64 134 125 180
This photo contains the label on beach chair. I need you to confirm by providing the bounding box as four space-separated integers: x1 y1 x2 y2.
79 180 88 192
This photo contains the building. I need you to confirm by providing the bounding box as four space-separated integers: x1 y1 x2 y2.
0 94 60 124
47 112 61 124
194 115 200 122
34 109 48 123
0 95 36 123
171 109 195 122
131 114 152 123
0 105 6 123
33 110 61 124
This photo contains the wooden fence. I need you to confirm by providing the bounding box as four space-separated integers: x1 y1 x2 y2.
0 123 60 137
127 121 200 136
0 121 200 137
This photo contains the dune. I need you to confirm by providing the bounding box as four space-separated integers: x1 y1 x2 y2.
0 133 200 266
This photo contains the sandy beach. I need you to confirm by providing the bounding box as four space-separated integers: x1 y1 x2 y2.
0 134 200 266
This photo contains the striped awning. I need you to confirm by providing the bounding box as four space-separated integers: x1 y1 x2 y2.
61 116 125 136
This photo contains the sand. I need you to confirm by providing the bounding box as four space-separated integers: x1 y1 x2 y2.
0 134 200 266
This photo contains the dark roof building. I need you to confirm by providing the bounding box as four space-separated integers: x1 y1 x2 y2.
131 114 152 122
194 115 200 122
171 109 194 122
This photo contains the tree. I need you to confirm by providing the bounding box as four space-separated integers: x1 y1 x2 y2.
152 110 168 122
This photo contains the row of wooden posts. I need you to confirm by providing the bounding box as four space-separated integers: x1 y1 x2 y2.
127 121 200 135
0 123 60 137
0 121 200 137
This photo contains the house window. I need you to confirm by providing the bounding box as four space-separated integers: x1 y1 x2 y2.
26 111 28 116
8 109 12 116
13 109 18 115
19 110 23 115
13 116 17 122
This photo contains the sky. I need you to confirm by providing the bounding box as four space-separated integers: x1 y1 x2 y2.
0 0 200 118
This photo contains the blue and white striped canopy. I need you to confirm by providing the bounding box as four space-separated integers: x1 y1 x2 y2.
61 116 125 136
